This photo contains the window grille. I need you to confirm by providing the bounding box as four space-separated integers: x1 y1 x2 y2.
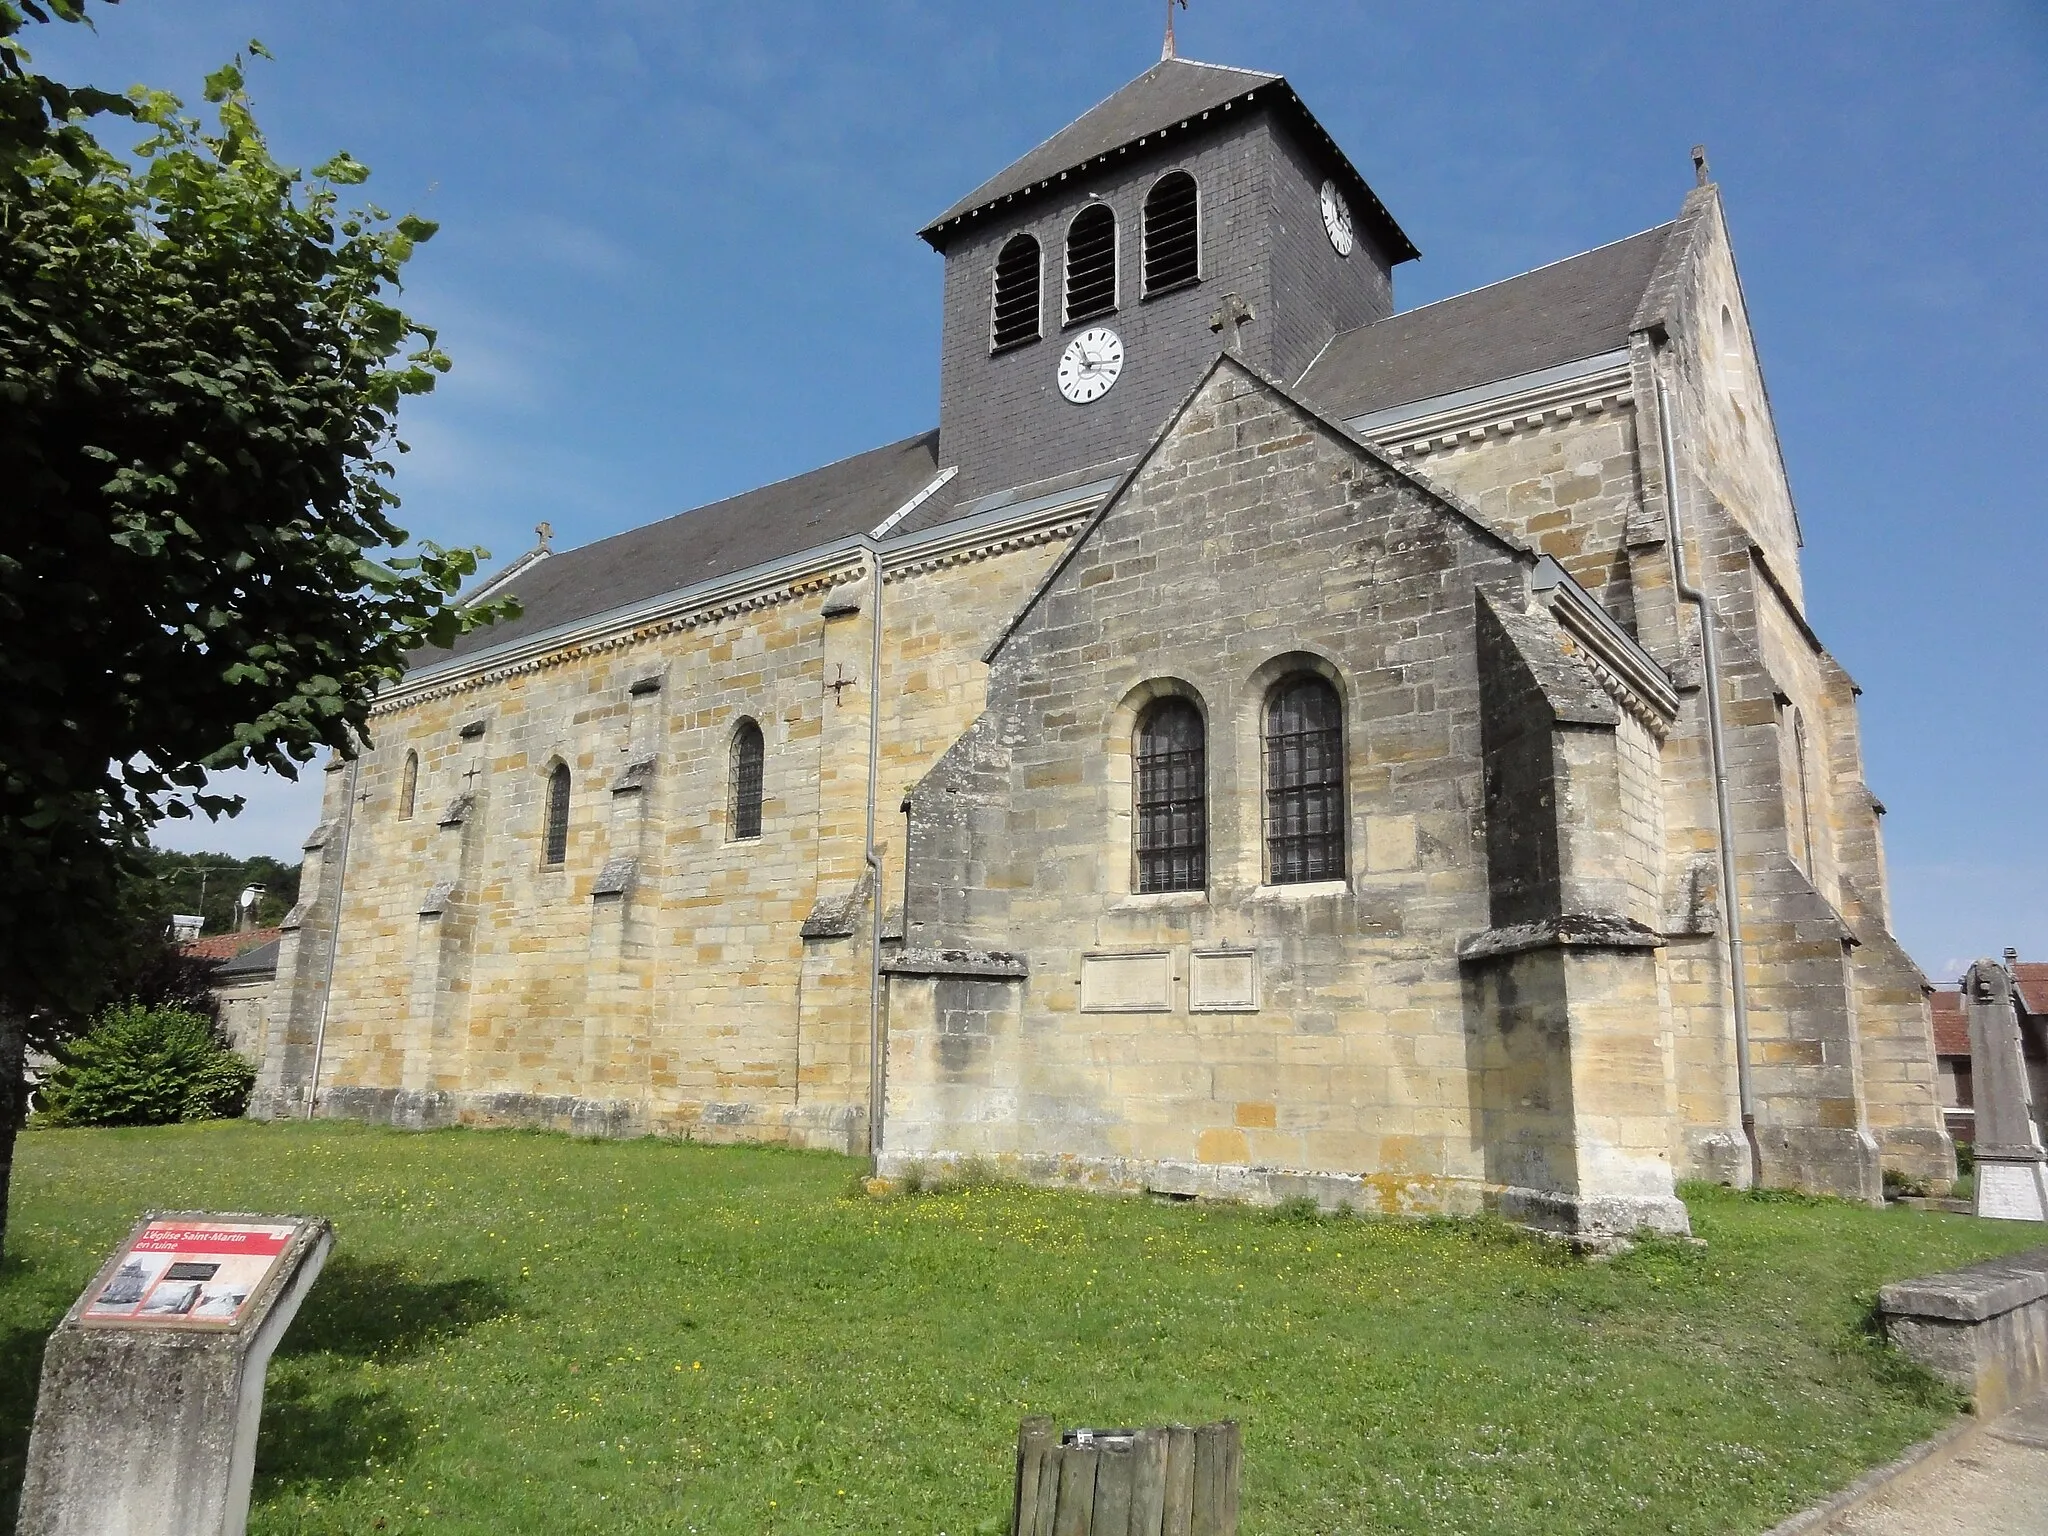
990 234 1042 351
1264 677 1345 884
543 763 571 867
1064 204 1117 325
1135 698 1206 893
730 718 764 840
398 751 418 821
1143 171 1200 296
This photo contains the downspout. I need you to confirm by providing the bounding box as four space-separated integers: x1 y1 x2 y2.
304 754 359 1121
1655 369 1763 1187
863 545 887 1171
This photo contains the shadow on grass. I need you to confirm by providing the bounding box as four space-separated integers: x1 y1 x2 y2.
279 1257 514 1362
253 1261 512 1496
253 1374 421 1496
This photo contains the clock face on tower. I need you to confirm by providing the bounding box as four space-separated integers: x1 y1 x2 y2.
1057 327 1124 404
1320 178 1355 257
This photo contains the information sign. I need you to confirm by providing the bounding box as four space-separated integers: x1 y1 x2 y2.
79 1219 297 1330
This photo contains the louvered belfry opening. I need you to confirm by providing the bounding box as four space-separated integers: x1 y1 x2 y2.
1143 171 1200 296
730 718 764 840
1135 697 1206 894
990 234 1042 351
1264 676 1346 884
1064 203 1117 325
543 763 571 867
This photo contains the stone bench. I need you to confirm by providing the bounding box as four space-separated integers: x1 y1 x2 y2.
1879 1247 2048 1418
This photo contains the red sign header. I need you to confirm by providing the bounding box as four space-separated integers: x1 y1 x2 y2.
130 1223 292 1257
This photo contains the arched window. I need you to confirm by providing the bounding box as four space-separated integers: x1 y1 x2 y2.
398 750 418 821
1064 203 1117 325
1720 305 1749 425
543 763 571 868
1264 676 1346 884
990 234 1042 352
1790 709 1815 874
1142 171 1200 296
1135 697 1205 893
730 718 764 841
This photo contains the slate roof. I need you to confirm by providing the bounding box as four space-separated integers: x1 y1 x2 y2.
213 936 281 981
1297 224 1676 422
423 431 943 666
918 58 1416 261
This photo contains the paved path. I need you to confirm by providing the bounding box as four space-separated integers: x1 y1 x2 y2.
1827 1395 2048 1536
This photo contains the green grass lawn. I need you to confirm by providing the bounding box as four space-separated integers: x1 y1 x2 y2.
0 1123 2039 1535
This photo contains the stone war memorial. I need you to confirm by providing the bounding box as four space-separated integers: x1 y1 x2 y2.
251 50 1953 1243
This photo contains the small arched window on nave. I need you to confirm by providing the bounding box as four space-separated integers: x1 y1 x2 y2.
543 763 571 868
730 718 765 841
1264 676 1346 884
990 234 1042 352
1064 203 1117 325
1135 697 1206 894
398 750 418 821
1790 708 1816 875
1142 171 1200 296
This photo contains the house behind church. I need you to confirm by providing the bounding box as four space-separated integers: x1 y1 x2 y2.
254 55 1952 1239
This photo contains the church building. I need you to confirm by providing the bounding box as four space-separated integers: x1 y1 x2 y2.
255 53 1953 1239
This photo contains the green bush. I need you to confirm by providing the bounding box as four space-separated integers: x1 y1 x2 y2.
37 1003 256 1127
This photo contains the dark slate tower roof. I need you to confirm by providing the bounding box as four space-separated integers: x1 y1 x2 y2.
918 57 1417 262
1297 224 1675 419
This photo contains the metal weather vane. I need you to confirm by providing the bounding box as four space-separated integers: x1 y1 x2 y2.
1163 0 1188 60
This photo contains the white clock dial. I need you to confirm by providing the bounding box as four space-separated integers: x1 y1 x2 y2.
1057 326 1124 404
1320 178 1355 257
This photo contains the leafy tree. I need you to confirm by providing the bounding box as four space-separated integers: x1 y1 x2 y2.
0 4 510 1254
140 847 303 934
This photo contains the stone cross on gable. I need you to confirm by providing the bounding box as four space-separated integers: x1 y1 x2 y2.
1162 0 1187 60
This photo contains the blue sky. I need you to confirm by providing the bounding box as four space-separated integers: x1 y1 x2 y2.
38 2 2045 981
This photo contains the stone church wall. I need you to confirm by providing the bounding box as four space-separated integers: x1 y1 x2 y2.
887 363 1690 1235
256 525 1077 1150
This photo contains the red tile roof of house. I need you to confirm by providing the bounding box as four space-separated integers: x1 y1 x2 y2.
180 927 283 963
2015 963 2048 1017
1930 988 1970 1058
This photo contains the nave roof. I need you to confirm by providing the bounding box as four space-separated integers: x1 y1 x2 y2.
1295 223 1676 422
423 222 1684 677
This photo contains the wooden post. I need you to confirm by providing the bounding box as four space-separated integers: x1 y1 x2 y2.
1031 1448 1062 1536
1129 1428 1169 1536
1191 1420 1239 1536
1161 1424 1196 1536
1052 1444 1099 1536
1014 1416 1055 1536
1093 1441 1136 1535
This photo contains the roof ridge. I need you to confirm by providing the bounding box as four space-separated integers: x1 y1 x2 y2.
1161 56 1281 80
1369 221 1677 328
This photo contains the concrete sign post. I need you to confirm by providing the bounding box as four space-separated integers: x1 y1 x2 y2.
1966 960 2048 1222
18 1213 333 1536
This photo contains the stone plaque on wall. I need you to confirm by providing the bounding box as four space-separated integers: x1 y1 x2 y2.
1079 951 1173 1013
1190 949 1260 1013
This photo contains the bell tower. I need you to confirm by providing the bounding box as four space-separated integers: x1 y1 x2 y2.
920 58 1416 502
